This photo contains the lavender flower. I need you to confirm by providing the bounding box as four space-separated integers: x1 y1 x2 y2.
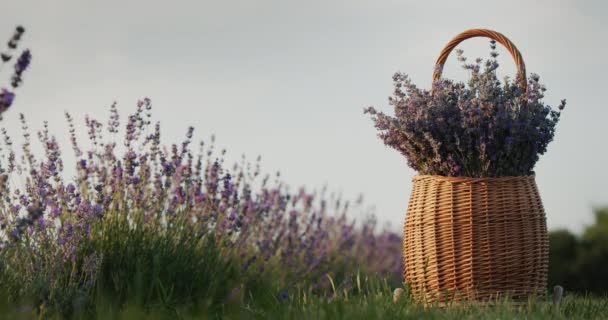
11 49 32 88
0 88 15 109
0 26 31 118
14 49 31 73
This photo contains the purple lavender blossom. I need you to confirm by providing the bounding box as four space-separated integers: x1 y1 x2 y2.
15 49 30 71
10 49 31 88
365 45 566 177
0 88 15 109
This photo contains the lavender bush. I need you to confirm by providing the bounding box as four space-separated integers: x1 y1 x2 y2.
0 99 402 315
365 41 566 177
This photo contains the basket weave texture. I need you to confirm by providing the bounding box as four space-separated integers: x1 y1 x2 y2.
403 175 548 304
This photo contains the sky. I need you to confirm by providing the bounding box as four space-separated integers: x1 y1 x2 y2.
1 0 606 233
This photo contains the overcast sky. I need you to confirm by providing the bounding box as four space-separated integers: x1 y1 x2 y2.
2 0 606 233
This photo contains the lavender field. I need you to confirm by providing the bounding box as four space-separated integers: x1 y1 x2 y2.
0 98 407 316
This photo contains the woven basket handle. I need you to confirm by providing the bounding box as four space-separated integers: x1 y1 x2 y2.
432 28 527 97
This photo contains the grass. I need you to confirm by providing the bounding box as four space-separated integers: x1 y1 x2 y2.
1 209 605 319
2 285 607 319
246 294 608 320
1 214 606 319
0 290 608 319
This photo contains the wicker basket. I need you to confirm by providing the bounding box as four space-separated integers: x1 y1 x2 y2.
402 29 548 305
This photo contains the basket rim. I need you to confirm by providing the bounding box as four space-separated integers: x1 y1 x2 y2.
412 175 536 183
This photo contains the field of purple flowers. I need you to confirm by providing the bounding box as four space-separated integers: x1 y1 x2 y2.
0 99 403 317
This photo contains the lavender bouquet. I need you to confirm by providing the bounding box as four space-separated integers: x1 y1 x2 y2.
365 41 565 177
